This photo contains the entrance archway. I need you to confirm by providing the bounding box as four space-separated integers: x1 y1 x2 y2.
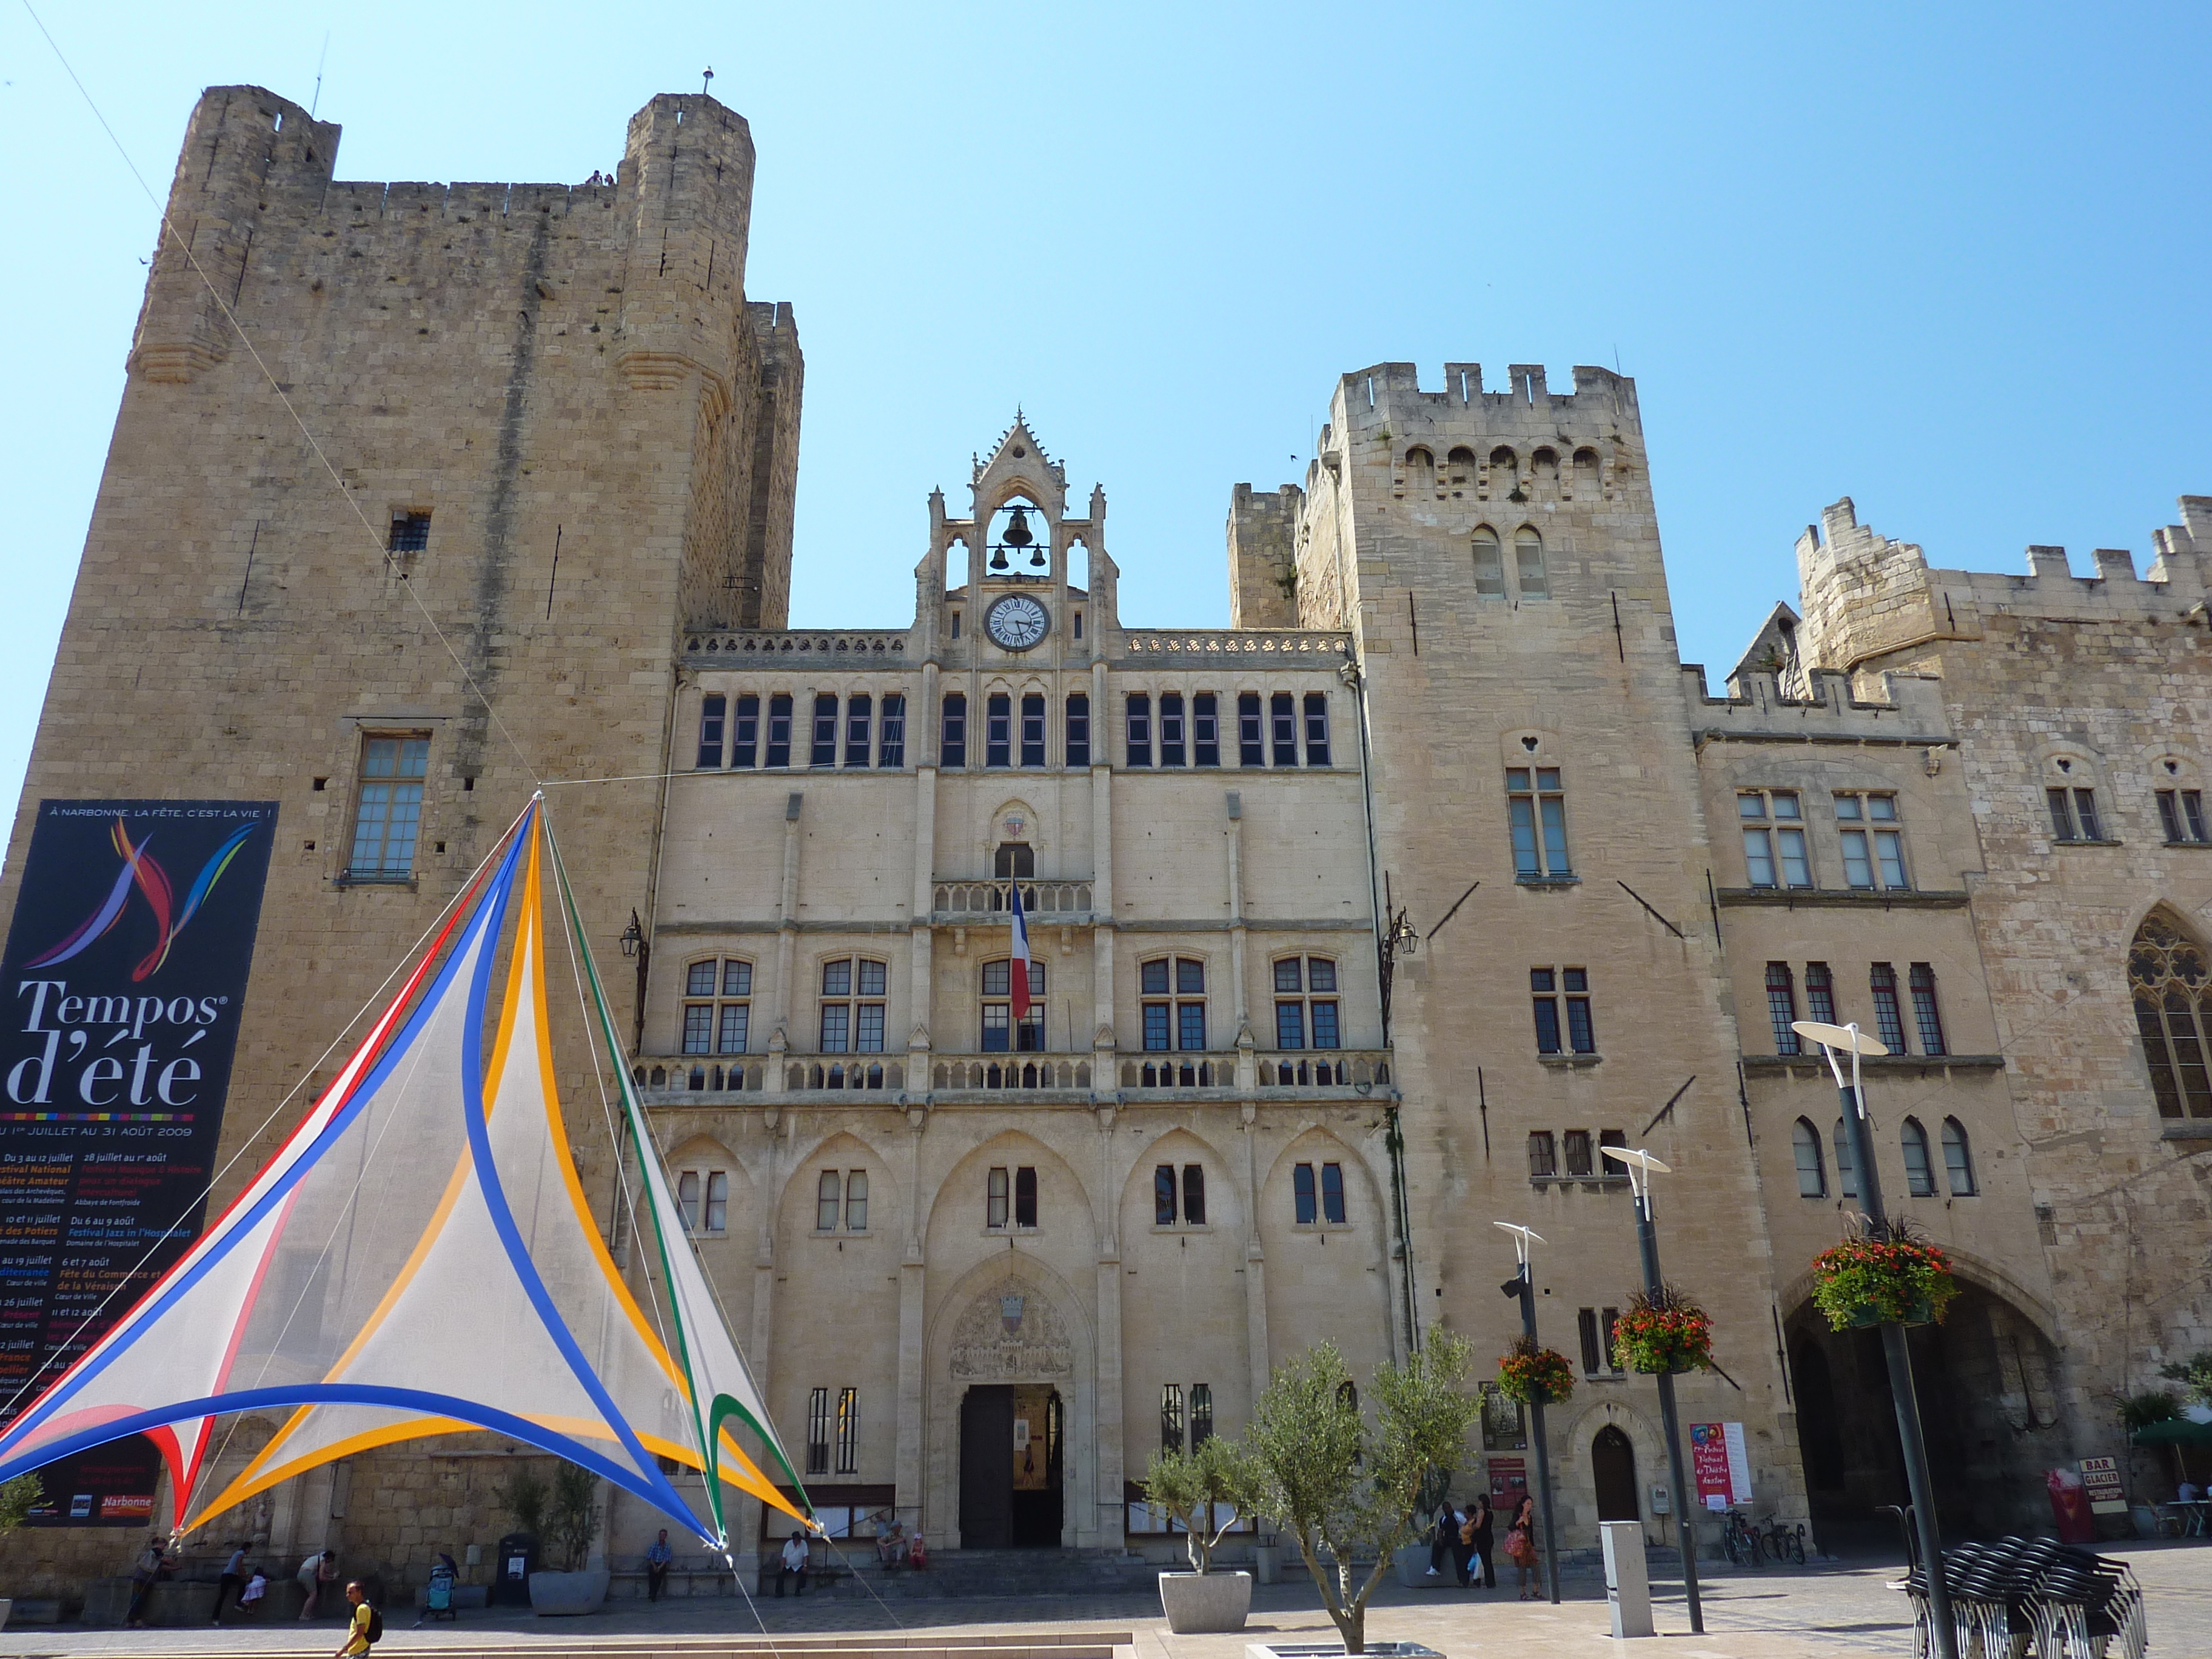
1784 1281 2066 1540
1592 1426 1639 1521
958 1384 1064 1548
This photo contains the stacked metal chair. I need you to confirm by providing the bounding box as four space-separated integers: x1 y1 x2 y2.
1899 1534 2147 1659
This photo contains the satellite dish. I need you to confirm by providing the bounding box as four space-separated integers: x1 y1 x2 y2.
1792 1019 1889 1057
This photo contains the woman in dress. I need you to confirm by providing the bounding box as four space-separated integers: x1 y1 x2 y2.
1506 1494 1541 1599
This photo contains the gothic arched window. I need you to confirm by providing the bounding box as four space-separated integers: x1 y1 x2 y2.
2130 910 2212 1121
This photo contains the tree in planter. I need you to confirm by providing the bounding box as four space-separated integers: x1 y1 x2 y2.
545 1463 602 1573
501 1466 549 1542
0 1474 41 1535
2159 1351 2212 1408
1141 1435 1255 1575
1243 1333 1479 1655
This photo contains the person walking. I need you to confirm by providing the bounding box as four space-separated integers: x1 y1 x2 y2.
332 1581 376 1659
776 1530 809 1597
1505 1494 1541 1600
125 1536 165 1628
645 1529 672 1601
213 1541 249 1623
1463 1495 1496 1590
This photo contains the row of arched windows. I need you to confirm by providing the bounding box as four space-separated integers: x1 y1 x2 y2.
1401 444 1602 501
1791 1115 1976 1199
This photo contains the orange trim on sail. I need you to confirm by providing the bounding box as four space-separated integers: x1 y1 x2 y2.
186 1415 475 1532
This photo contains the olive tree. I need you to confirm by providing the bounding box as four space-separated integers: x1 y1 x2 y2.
1242 1333 1479 1654
1141 1434 1255 1574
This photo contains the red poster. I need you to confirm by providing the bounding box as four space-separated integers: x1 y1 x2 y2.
1487 1456 1527 1506
1690 1423 1733 1511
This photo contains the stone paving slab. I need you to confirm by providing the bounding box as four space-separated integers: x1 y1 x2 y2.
2 1543 2204 1659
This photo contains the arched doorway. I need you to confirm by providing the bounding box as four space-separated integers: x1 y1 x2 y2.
958 1384 1063 1549
1592 1426 1639 1521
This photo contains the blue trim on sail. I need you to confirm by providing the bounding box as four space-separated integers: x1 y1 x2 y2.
0 829 526 1458
0 1386 711 1541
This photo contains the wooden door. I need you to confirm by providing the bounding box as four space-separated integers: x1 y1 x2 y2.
1592 1426 1640 1522
959 1386 1014 1549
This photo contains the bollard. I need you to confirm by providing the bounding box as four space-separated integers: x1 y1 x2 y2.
1601 1521 1655 1639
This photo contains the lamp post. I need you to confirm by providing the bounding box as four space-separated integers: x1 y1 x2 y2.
1794 1019 1958 1659
1495 1222 1561 1605
1598 1144 1703 1635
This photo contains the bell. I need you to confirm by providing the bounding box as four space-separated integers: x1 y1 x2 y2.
1028 545 1048 570
988 547 1010 572
1002 506 1035 548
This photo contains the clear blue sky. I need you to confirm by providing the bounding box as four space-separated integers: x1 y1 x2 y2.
3 1 2207 824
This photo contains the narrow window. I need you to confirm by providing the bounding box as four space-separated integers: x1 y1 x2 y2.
1506 767 1571 877
1908 964 1947 1054
1159 692 1187 766
1577 1307 1602 1374
844 1170 869 1230
1563 1129 1594 1178
1193 693 1220 766
1564 968 1595 1053
704 1170 728 1232
1531 967 1561 1054
1160 1384 1185 1454
766 694 794 768
2159 789 2185 843
1304 692 1332 766
844 694 873 768
2074 788 2103 840
986 693 1012 768
697 694 727 769
806 1386 830 1476
1901 1118 1936 1198
2046 786 2077 842
732 694 760 768
941 692 967 768
1127 693 1153 768
1527 1131 1558 1179
1792 1118 1826 1198
1238 692 1264 766
1065 693 1090 767
811 694 839 767
817 1171 842 1231
950 610 960 639
1182 1164 1206 1225
1833 1119 1858 1200
1767 963 1800 1053
1293 1162 1317 1224
1014 1165 1037 1228
2187 790 2208 842
349 736 431 880
1020 693 1045 767
835 1387 859 1474
1472 527 1505 597
1870 963 1906 1052
1270 692 1298 766
1190 1383 1214 1446
1154 1164 1177 1226
1073 610 1083 640
679 1170 702 1232
388 510 432 553
987 1166 1010 1228
1940 1119 1976 1196
2128 910 2212 1119
1514 526 1549 598
1276 995 1305 1050
1177 957 1207 1051
1320 1161 1346 1224
1806 961 1837 1025
1601 1309 1623 1372
878 694 905 768
980 957 1044 1051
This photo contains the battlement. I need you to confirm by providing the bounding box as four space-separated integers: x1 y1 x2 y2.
1226 483 1301 630
1682 660 1954 748
1795 495 2212 681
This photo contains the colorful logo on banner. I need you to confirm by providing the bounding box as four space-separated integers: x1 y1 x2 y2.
27 818 262 982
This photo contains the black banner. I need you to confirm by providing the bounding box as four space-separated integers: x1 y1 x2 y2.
1 800 277 1522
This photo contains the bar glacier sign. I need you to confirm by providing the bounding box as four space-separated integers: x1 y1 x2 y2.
0 800 276 1523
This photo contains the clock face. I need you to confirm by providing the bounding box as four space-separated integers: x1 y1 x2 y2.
986 594 1050 651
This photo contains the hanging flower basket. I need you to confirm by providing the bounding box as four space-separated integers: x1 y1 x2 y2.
1810 1224 1958 1332
1495 1335 1576 1406
1610 1285 1712 1375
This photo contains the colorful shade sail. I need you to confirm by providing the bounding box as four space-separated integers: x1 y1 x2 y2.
0 802 808 1544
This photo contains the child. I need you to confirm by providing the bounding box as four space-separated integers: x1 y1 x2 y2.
240 1570 268 1618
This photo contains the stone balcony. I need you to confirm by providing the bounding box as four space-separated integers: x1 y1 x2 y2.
930 877 1094 923
629 1048 1392 1107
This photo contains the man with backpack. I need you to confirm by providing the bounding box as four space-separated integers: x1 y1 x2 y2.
334 1581 381 1658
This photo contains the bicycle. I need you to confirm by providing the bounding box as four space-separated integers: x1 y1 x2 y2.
1760 1515 1807 1566
1720 1507 1763 1567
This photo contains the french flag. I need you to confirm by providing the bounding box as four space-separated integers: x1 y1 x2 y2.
1009 879 1032 1022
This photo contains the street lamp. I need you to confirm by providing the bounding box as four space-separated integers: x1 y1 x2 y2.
1494 1222 1561 1605
618 910 644 958
1794 1018 1959 1659
1599 1143 1703 1635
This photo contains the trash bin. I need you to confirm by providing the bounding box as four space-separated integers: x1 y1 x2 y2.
493 1534 538 1607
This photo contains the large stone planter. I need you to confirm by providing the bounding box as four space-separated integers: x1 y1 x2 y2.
1158 1570 1251 1634
1393 1543 1435 1588
528 1569 609 1616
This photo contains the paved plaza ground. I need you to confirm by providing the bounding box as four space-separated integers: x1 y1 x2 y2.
0 1541 2204 1659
